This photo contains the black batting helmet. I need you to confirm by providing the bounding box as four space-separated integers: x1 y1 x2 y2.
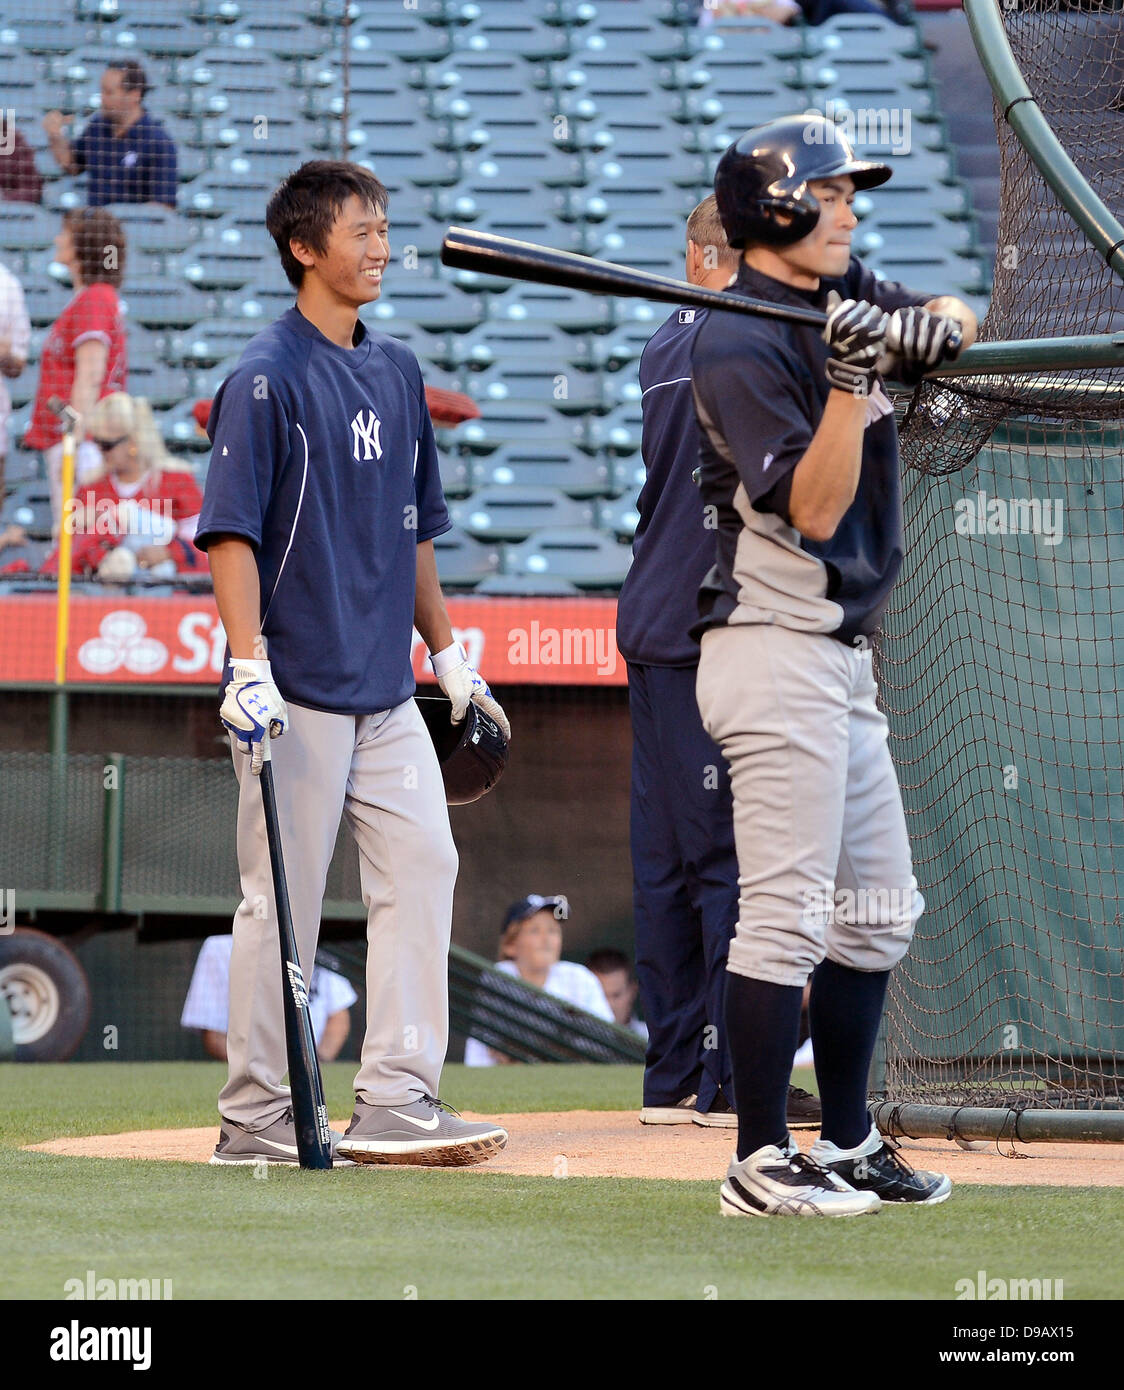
416 695 508 806
715 113 891 250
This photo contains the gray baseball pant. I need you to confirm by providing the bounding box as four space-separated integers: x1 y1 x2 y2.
695 624 924 988
218 696 458 1128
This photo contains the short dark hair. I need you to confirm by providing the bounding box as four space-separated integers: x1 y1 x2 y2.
265 160 390 288
106 59 148 99
64 207 126 289
586 948 633 978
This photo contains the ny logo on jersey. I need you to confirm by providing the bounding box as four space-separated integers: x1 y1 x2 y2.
351 408 383 463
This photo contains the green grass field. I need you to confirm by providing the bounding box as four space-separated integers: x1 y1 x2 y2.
3 1062 1122 1301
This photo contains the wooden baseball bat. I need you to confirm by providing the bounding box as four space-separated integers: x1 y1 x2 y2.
440 226 963 356
258 739 333 1171
441 225 829 329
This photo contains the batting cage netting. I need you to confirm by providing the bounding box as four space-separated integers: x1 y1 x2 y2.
878 0 1124 1130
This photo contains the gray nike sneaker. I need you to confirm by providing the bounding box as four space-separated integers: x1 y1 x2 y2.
209 1106 354 1168
336 1093 508 1167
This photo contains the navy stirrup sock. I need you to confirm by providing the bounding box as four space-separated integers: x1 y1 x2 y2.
724 972 804 1162
808 957 891 1150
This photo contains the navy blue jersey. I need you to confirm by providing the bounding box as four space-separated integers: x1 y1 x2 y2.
616 305 713 668
691 258 929 647
72 111 178 207
195 307 451 714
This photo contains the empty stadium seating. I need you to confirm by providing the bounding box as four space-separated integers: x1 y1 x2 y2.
0 0 992 593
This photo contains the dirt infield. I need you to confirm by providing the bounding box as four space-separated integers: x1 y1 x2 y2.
26 1111 1124 1185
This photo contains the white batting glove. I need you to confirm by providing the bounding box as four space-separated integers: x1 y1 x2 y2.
220 658 289 775
430 641 511 740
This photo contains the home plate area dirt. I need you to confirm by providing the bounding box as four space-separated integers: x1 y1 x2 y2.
26 1111 1124 1185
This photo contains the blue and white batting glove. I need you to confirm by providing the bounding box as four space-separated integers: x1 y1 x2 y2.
220 658 289 775
430 641 511 740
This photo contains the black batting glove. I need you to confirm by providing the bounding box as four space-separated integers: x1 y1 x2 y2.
822 293 890 396
882 305 964 385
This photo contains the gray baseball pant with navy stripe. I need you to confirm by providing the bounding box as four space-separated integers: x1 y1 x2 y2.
695 623 924 988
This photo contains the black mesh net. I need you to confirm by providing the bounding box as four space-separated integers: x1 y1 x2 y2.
880 0 1124 1112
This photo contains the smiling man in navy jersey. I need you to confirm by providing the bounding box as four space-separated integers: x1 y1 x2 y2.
194 161 510 1168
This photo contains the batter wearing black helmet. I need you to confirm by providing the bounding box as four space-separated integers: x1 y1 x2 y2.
691 114 978 1217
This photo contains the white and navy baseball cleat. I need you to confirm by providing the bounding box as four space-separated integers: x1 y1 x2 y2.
720 1144 882 1218
810 1126 952 1205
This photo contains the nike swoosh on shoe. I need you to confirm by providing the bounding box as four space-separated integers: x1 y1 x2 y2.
387 1109 442 1130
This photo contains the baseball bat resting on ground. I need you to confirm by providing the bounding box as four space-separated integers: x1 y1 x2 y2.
259 737 333 1171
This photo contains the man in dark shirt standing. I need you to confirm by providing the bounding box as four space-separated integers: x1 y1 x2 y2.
617 197 821 1132
43 60 177 209
692 115 977 1218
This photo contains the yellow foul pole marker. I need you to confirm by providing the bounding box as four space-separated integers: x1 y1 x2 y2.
51 399 80 686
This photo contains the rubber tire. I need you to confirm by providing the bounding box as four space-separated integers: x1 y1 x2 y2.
0 929 91 1061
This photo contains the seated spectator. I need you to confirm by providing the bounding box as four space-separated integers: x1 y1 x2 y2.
43 59 177 209
0 124 44 203
464 895 614 1065
586 948 648 1042
33 392 205 580
0 259 30 497
25 207 127 524
182 935 357 1063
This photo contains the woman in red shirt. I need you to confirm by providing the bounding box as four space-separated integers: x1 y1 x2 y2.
26 207 127 523
43 391 204 579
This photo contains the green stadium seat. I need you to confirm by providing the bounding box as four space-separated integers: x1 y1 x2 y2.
433 320 590 372
190 0 242 23
495 283 613 334
451 486 596 542
540 0 599 30
459 143 586 188
434 447 476 500
455 400 565 453
475 443 614 499
21 279 72 328
120 275 209 328
180 237 263 292
571 401 644 457
570 16 702 64
164 316 256 368
463 360 609 414
126 362 192 410
362 278 483 335
805 13 925 60
230 17 333 62
451 14 570 62
158 397 214 451
432 525 502 587
0 205 56 261
11 17 91 57
589 212 685 276
586 321 661 374
475 574 582 596
1 481 53 539
106 203 198 257
586 141 707 191
597 496 641 540
856 212 974 260
506 526 632 590
349 14 451 62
